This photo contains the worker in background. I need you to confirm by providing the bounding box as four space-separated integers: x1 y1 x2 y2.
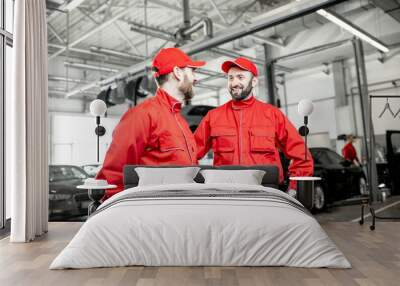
194 57 313 197
342 134 361 166
96 48 205 200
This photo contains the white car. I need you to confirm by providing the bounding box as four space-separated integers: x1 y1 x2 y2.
81 164 102 178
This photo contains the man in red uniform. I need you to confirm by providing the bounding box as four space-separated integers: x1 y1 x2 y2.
96 48 205 199
194 57 313 197
342 134 360 166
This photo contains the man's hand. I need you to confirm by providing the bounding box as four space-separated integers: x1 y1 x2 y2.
287 189 297 198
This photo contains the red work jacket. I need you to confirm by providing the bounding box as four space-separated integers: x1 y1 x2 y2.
194 96 313 189
96 88 198 199
342 143 358 163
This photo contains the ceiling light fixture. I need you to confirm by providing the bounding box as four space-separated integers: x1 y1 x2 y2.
317 9 389 53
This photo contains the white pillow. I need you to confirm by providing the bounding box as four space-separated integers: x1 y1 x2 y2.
200 169 266 185
135 167 201 186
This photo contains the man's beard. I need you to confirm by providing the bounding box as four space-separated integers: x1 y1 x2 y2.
179 74 194 101
229 80 253 101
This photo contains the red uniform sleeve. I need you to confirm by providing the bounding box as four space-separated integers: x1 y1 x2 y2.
342 144 350 160
194 112 212 160
274 109 314 190
96 108 151 199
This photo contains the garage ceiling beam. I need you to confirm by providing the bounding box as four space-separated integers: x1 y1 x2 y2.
370 0 400 24
48 23 66 44
49 5 138 60
207 0 227 24
76 7 141 55
228 0 258 25
66 0 346 97
48 43 138 67
63 0 87 11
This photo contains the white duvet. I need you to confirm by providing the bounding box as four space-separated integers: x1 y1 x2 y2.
50 183 351 269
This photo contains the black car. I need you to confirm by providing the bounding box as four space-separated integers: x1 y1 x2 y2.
309 147 367 211
280 147 366 211
381 130 400 195
49 165 91 220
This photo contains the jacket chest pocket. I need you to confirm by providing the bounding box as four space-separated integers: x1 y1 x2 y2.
211 126 236 153
249 127 275 155
158 133 185 152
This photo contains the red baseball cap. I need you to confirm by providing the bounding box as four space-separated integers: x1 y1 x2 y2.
152 48 205 77
221 57 258 77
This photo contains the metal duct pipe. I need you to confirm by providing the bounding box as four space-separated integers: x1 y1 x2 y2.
181 0 346 54
48 76 89 84
130 27 173 41
129 21 176 42
180 17 213 38
90 46 145 60
48 43 108 58
64 61 119 73
66 0 345 97
149 0 284 48
183 0 191 29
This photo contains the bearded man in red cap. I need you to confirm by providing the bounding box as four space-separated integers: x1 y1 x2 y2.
96 48 205 200
194 57 313 197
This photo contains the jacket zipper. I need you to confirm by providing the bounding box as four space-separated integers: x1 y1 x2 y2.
239 110 242 164
174 112 194 163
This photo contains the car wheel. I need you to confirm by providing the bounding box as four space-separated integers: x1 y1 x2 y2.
359 176 368 195
313 184 326 212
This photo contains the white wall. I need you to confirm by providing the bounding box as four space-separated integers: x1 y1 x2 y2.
347 54 400 136
279 67 338 140
50 114 120 166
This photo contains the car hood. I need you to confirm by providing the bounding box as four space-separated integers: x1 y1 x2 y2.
317 165 363 173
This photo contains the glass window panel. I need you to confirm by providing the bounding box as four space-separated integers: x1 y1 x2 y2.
5 0 13 33
5 44 12 220
391 133 400 155
0 38 3 228
0 1 2 29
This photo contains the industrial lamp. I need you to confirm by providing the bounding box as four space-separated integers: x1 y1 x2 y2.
90 99 107 162
297 99 314 160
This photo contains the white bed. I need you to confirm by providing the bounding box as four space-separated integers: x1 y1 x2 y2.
50 183 351 269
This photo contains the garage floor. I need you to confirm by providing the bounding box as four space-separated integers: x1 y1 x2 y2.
1 221 399 286
315 194 400 223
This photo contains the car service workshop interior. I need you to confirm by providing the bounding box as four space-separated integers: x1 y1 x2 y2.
1 0 400 285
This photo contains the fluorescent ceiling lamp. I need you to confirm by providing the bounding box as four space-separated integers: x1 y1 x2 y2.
317 9 389 53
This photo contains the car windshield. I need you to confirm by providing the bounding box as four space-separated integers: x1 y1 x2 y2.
311 149 344 165
82 165 101 176
391 133 400 155
50 166 87 181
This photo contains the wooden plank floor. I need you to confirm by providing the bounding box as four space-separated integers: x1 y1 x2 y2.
0 222 399 286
